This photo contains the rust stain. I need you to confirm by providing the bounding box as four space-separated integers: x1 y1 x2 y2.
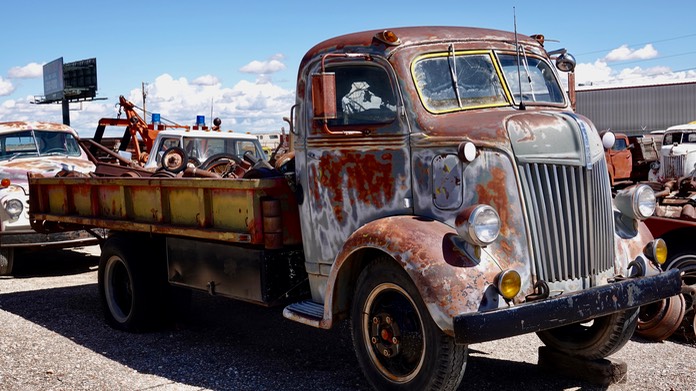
316 151 395 222
475 166 510 235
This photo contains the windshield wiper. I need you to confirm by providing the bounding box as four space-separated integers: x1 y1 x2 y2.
8 152 35 161
448 44 463 108
517 45 536 102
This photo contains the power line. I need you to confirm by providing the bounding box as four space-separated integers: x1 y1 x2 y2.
607 50 696 67
577 32 696 56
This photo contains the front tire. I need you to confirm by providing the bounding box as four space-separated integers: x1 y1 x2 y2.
351 259 467 391
536 308 639 359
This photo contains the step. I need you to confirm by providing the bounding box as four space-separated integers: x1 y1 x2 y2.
283 300 325 328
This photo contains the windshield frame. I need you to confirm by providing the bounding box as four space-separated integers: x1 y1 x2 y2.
410 48 567 114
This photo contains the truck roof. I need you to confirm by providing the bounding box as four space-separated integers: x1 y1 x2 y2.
666 123 696 133
0 121 77 135
301 26 541 65
155 129 260 140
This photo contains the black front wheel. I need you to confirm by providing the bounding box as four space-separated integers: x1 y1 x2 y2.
351 259 467 391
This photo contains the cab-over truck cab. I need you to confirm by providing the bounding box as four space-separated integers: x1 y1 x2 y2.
286 27 680 389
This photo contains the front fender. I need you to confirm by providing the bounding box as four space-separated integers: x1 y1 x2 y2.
327 215 508 336
615 215 662 277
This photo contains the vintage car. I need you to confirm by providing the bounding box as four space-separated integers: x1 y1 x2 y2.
0 121 99 275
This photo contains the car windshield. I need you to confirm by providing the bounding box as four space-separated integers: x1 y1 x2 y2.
0 130 82 161
664 132 696 145
182 137 265 162
153 136 266 166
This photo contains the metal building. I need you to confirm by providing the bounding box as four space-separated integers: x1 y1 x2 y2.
575 80 696 136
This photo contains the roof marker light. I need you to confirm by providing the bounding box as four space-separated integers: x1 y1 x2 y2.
375 30 401 46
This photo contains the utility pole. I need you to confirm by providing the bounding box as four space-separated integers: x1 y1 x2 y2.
142 82 148 124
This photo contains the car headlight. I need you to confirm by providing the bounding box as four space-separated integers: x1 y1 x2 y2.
455 204 501 246
4 198 24 219
615 184 656 220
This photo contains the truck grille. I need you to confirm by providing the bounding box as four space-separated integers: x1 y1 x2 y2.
518 159 614 285
663 155 685 178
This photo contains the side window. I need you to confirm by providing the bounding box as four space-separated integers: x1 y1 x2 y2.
663 134 673 145
237 140 261 159
326 65 397 126
612 138 628 151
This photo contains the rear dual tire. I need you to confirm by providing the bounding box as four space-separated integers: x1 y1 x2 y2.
98 236 169 332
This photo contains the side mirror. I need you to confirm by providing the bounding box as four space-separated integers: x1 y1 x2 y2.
555 52 576 73
311 73 337 120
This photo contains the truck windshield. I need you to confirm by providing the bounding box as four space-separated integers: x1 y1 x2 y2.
181 137 265 163
663 132 696 145
413 52 508 113
497 53 565 105
0 130 82 161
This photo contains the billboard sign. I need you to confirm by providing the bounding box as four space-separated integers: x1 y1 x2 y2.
42 57 64 103
63 58 98 100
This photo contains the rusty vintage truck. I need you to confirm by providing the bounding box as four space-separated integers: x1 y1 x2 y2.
28 27 682 390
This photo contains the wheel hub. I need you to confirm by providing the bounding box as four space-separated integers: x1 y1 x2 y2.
370 312 401 358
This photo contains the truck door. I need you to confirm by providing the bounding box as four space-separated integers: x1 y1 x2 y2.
606 134 632 183
297 59 412 299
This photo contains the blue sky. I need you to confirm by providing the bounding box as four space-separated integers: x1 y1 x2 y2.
1 1 695 136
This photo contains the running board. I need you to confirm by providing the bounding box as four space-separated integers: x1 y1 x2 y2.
283 300 327 328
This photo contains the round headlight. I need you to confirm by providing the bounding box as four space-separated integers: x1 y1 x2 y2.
456 204 501 246
644 238 668 265
615 184 656 221
4 198 24 218
634 184 656 219
497 269 521 300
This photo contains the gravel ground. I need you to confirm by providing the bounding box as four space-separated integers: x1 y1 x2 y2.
0 246 694 391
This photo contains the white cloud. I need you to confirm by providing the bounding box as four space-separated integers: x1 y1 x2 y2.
0 77 15 96
604 44 658 62
8 63 43 79
575 60 614 85
124 73 294 133
0 70 294 137
240 54 286 75
192 75 220 86
574 59 696 88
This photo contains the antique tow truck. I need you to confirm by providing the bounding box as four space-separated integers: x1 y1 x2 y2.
29 27 681 390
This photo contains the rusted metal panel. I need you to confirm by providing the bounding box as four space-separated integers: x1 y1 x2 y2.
167 237 308 306
29 176 302 247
